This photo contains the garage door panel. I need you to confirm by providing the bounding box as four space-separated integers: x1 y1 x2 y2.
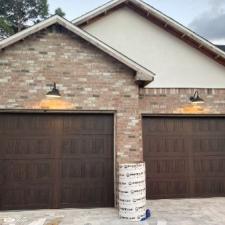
62 159 113 180
194 178 225 197
147 179 190 199
2 130 53 136
192 119 225 133
0 115 56 134
146 158 188 177
143 118 192 134
61 185 113 208
193 158 225 175
0 113 114 210
1 138 53 159
82 160 108 179
143 117 225 199
0 186 52 210
62 136 113 157
62 129 111 135
144 136 188 156
62 115 113 135
2 160 54 187
61 156 113 207
192 137 225 155
62 159 83 178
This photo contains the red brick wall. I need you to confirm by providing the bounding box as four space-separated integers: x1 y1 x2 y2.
0 25 143 164
140 88 225 114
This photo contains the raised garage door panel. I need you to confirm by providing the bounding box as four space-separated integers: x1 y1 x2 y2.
143 117 225 199
60 115 114 208
0 114 114 210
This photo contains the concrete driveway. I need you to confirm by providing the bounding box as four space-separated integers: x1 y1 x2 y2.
0 198 224 225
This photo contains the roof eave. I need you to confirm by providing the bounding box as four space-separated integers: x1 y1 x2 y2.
135 71 154 87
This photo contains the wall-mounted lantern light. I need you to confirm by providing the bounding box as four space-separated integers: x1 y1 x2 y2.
46 82 61 98
189 91 204 104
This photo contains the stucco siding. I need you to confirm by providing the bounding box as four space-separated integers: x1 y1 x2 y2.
83 6 225 88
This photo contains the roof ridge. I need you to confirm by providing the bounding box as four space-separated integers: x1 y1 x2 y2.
72 0 126 24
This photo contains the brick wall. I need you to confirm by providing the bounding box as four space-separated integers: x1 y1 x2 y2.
2 24 225 207
0 25 143 164
140 88 225 114
1 25 225 170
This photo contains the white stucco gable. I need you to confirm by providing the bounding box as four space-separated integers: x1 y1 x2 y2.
76 3 225 88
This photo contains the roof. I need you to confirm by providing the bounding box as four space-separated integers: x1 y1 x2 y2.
0 15 155 86
72 0 225 67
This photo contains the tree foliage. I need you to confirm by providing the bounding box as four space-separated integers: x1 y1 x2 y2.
0 0 49 38
0 17 14 39
55 8 65 17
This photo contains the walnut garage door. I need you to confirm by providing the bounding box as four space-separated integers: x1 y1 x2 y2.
143 116 225 199
0 113 114 210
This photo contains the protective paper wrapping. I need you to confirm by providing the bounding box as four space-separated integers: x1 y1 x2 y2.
118 162 146 221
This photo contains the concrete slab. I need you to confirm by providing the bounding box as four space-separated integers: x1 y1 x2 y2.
0 198 224 225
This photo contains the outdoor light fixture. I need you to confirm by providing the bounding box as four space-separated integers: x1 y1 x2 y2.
46 82 61 98
189 91 204 104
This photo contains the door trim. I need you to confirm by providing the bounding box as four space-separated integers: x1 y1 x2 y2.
0 109 116 114
142 113 225 118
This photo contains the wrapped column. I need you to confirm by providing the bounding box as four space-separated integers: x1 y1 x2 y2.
118 162 146 221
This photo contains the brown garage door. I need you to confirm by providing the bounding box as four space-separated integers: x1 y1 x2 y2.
143 116 225 199
0 113 114 210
